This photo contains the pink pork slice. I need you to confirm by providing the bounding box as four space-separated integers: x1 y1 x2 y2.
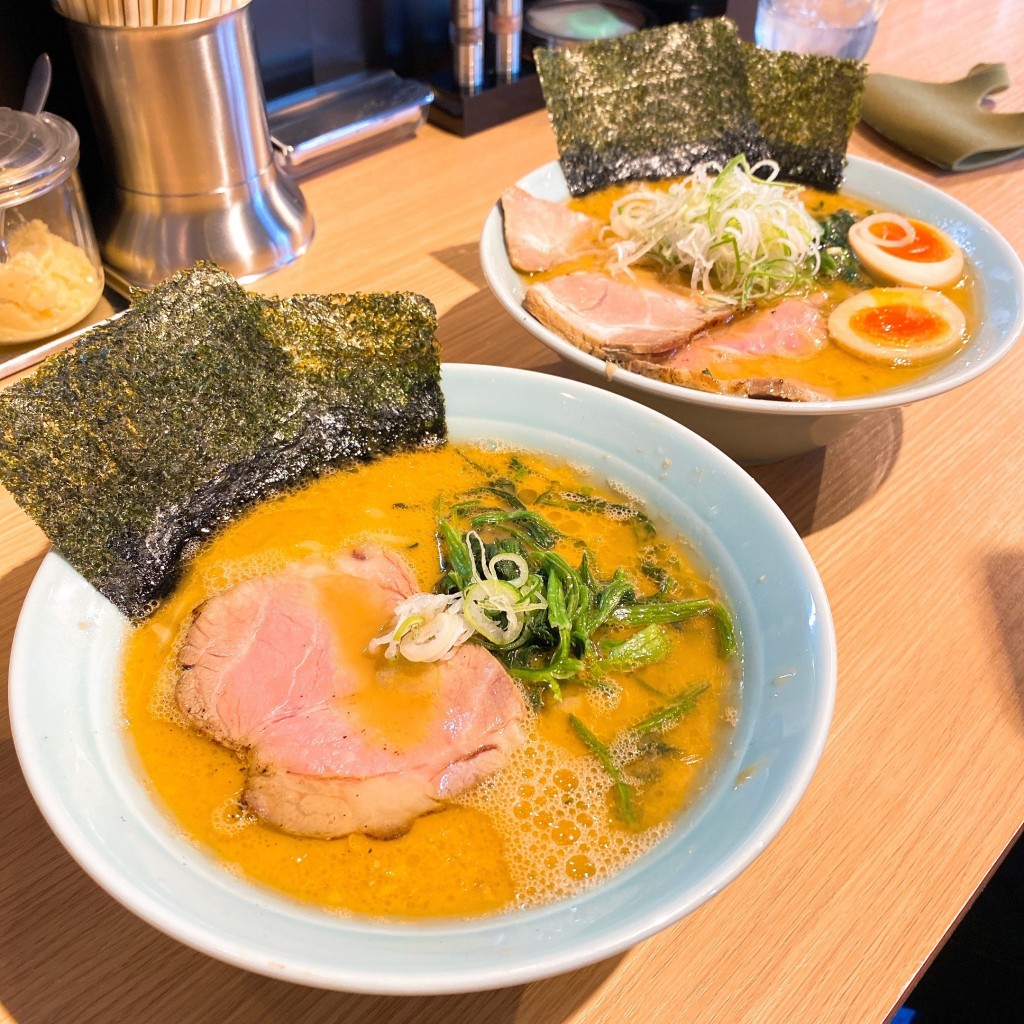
524 271 731 356
627 297 831 401
176 545 527 839
501 185 602 272
660 297 828 371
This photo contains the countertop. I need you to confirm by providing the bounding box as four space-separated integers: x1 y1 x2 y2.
3 1 1024 1021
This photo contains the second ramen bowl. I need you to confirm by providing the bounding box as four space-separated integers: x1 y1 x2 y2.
480 157 1024 464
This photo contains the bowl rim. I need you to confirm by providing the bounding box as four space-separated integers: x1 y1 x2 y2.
480 156 1024 418
9 363 837 994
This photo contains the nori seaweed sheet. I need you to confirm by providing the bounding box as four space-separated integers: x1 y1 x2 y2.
0 262 445 620
535 18 769 196
535 17 865 195
740 41 866 191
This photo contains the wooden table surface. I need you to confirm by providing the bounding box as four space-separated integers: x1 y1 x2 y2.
3 1 1023 1021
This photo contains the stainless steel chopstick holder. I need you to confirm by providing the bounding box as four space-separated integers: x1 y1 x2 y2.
61 1 313 289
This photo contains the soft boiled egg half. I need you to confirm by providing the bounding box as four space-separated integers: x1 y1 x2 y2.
848 212 964 288
828 287 967 366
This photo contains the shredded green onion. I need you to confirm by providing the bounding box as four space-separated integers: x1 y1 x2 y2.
600 624 672 671
569 713 637 825
632 683 710 735
605 155 822 305
488 551 529 587
463 578 543 645
368 592 474 662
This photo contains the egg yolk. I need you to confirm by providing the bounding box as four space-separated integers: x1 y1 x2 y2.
850 303 947 345
867 219 949 263
827 286 966 366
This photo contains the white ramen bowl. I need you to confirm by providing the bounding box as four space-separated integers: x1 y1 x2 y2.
480 157 1024 464
10 364 836 994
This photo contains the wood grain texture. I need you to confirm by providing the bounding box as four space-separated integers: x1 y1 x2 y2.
3 1 1024 1021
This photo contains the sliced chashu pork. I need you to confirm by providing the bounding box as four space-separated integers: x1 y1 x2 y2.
524 271 731 356
626 297 831 401
177 546 526 839
501 185 602 272
667 296 829 365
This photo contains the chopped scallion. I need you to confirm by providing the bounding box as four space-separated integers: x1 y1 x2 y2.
569 713 636 825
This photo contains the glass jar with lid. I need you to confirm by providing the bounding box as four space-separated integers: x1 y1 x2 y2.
0 106 104 344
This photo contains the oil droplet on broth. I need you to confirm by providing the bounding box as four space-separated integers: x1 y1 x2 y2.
566 854 596 881
456 731 669 908
212 793 250 835
553 819 581 845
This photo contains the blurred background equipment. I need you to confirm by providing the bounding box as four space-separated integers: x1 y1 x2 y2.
58 1 314 291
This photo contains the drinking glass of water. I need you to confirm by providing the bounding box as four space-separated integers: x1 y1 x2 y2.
754 0 889 60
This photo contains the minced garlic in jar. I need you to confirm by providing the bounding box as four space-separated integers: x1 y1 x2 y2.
0 219 104 343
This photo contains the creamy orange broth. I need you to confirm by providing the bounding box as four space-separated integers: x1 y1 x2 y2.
121 444 737 919
543 182 979 399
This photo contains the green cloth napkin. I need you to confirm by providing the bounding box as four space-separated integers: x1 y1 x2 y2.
860 63 1024 171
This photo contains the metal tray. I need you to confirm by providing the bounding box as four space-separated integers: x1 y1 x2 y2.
267 70 433 178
